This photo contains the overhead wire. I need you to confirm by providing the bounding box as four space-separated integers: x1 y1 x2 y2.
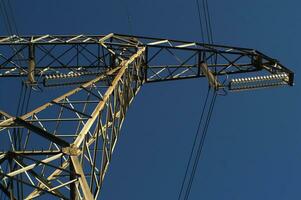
0 0 14 35
0 2 28 199
177 86 211 200
0 0 32 116
183 90 217 200
177 86 218 200
199 0 214 44
204 0 214 44
6 0 19 34
13 83 30 200
195 0 205 43
177 0 218 199
0 0 21 56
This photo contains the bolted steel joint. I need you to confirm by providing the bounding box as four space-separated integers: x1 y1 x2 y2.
62 145 81 156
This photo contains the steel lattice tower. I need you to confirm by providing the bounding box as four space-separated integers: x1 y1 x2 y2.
0 33 294 199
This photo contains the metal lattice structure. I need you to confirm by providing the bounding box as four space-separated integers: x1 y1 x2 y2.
0 33 294 199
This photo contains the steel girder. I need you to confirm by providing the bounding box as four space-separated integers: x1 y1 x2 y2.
0 33 294 199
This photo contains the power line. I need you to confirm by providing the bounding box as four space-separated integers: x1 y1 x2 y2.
195 0 205 43
6 0 19 35
0 0 24 65
183 90 217 200
0 3 9 35
0 0 18 35
177 86 218 200
195 0 214 44
177 1 217 199
177 86 211 200
204 0 214 44
0 2 28 198
0 0 13 35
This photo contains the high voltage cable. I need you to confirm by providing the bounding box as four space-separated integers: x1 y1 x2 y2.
0 0 24 64
0 2 28 199
6 0 19 34
0 0 14 35
177 0 216 199
195 0 214 44
177 87 218 200
183 91 217 200
196 0 205 43
13 82 32 200
177 86 211 200
201 0 210 44
0 0 19 36
204 0 214 44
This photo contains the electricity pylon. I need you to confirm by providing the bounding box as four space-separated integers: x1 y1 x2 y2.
0 33 294 199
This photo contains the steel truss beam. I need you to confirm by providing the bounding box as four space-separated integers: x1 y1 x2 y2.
0 33 294 199
0 33 293 89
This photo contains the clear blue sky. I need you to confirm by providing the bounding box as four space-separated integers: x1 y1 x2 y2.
0 0 300 199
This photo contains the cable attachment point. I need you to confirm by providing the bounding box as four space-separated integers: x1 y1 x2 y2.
200 62 221 91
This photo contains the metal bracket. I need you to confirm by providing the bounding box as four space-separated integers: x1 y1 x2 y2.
200 62 221 90
62 145 81 156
